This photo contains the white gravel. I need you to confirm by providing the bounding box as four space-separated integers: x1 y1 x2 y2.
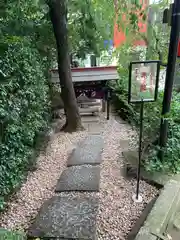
0 113 158 239
0 130 88 230
97 116 158 240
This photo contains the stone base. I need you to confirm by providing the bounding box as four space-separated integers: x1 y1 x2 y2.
79 106 102 116
122 150 170 188
80 100 102 108
132 194 143 203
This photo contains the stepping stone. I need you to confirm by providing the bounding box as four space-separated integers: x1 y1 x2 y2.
83 123 103 134
55 165 100 192
67 135 103 167
81 116 100 123
122 150 138 167
120 139 129 150
88 124 103 134
28 196 98 240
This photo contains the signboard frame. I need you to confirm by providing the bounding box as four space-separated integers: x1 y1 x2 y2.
128 60 160 203
128 60 161 104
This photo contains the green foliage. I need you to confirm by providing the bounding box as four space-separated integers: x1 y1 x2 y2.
146 1 170 63
68 0 114 59
0 0 51 199
112 63 139 123
0 229 26 240
68 0 147 59
0 197 5 211
145 93 180 173
113 62 162 127
112 2 180 174
0 39 50 197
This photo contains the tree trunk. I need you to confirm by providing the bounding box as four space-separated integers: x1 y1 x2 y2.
47 0 83 132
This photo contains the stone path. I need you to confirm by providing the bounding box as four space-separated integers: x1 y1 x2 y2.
55 165 100 192
0 111 158 239
67 135 103 167
28 115 104 239
28 195 99 239
82 115 104 134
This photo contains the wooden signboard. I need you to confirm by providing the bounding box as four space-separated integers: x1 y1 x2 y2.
128 61 160 103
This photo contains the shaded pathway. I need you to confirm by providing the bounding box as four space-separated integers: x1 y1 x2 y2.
0 113 158 239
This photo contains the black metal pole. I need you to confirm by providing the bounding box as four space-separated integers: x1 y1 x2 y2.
107 89 110 120
136 100 144 200
159 0 180 160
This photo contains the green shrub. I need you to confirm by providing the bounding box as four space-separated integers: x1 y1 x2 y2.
0 228 26 240
145 93 180 173
0 39 50 197
112 65 139 123
113 66 180 174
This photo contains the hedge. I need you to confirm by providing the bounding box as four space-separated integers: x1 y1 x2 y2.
0 39 50 198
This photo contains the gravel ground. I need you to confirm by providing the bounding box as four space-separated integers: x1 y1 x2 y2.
0 113 158 239
97 117 158 240
0 130 88 230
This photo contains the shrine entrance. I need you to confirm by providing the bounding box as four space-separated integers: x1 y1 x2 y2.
51 66 119 119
